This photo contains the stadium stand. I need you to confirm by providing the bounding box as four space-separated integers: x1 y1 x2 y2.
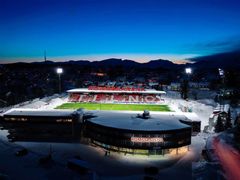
69 93 163 104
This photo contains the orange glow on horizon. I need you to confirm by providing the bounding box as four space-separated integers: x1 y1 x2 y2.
0 53 198 64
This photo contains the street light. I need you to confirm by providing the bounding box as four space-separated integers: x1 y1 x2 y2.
56 68 63 93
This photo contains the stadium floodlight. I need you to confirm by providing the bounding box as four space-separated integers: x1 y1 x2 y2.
56 68 63 74
56 68 63 93
185 68 192 74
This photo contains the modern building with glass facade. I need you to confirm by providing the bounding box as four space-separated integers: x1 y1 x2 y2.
1 108 199 156
84 111 194 155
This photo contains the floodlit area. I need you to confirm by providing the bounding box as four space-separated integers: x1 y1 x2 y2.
56 102 171 111
0 90 230 179
0 131 206 179
1 0 240 179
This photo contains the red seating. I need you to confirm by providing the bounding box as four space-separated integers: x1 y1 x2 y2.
68 93 162 104
69 94 80 102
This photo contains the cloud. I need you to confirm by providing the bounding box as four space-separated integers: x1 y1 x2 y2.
187 36 240 62
203 40 240 52
191 36 240 55
188 47 240 63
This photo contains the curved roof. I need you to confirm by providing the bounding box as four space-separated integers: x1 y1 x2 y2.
87 111 191 132
67 88 166 94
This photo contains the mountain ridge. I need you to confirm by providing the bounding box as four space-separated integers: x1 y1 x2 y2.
1 50 240 69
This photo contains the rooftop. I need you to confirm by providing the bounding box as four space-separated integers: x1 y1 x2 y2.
67 88 166 94
3 108 74 117
2 108 200 132
88 111 193 131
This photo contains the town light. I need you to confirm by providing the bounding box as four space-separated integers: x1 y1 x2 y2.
218 68 224 76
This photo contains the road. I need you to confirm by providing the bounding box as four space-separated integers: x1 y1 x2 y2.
213 137 240 180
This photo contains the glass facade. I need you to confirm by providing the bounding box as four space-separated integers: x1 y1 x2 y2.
3 116 73 123
85 120 191 155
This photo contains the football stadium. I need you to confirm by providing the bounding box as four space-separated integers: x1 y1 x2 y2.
68 86 166 103
57 86 169 111
1 86 201 156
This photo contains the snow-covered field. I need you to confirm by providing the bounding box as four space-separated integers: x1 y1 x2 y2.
0 94 68 114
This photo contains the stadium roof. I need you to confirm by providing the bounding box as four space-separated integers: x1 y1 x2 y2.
87 111 192 131
2 108 200 131
67 88 166 94
3 108 74 117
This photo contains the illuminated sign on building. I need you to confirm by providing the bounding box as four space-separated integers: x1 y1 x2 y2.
131 137 163 143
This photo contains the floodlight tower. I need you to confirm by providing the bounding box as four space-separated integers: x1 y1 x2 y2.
56 68 63 93
182 67 192 107
185 68 192 86
181 68 192 100
218 68 225 111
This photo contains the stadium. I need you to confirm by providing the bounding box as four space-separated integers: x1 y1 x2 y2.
1 86 201 156
67 86 166 104
58 86 199 155
57 86 168 111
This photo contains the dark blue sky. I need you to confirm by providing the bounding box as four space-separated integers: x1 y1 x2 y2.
0 0 240 63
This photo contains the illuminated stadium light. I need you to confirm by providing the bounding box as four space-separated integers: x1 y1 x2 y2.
56 68 63 93
56 68 63 74
185 68 192 74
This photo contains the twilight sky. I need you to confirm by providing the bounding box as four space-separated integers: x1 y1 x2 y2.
0 0 240 63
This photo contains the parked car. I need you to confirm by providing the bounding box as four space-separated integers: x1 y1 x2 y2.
15 148 28 157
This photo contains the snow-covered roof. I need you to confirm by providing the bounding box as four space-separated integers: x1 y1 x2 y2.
2 107 200 131
3 108 74 117
67 88 166 94
88 111 191 131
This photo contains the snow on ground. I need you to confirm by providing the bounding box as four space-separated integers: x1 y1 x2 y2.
164 91 216 130
0 138 186 179
0 136 83 180
21 95 68 110
1 91 216 132
0 91 219 179
199 130 240 180
0 129 212 179
131 133 209 180
0 94 68 115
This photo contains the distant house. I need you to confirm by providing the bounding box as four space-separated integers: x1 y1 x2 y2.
148 82 159 87
168 82 181 91
107 81 116 87
97 82 106 86
83 81 93 86
189 82 210 90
